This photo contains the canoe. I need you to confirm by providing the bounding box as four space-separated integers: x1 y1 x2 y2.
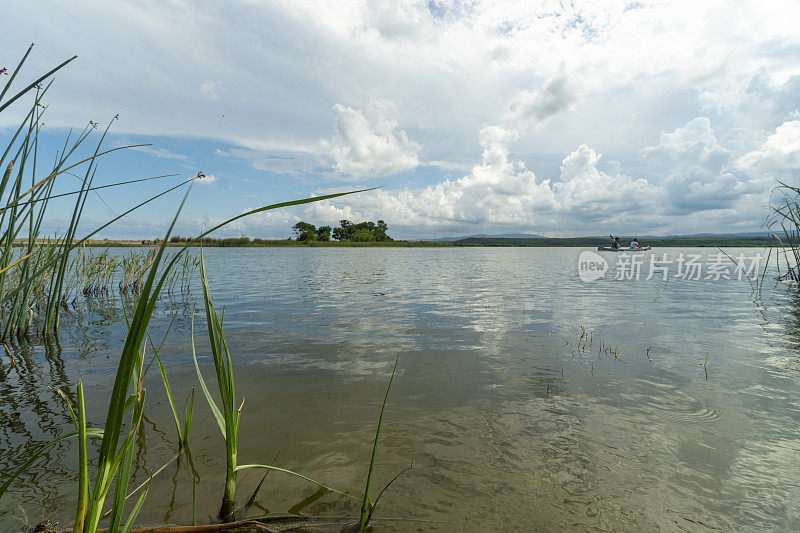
597 246 651 252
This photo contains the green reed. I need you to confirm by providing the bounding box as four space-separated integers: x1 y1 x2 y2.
193 249 365 522
71 247 119 297
1 187 370 529
118 249 157 295
149 316 194 449
768 182 800 283
0 45 193 342
0 43 385 531
193 248 240 521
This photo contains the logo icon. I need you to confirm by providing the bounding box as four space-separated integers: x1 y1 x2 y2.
578 251 608 282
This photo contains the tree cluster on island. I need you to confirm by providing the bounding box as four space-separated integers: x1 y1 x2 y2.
292 219 392 242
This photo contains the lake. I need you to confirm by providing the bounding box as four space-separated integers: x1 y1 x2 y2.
2 246 799 531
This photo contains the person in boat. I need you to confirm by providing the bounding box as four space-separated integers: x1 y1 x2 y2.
630 237 639 249
609 235 621 249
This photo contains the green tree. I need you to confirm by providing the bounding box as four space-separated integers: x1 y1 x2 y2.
292 221 317 241
332 220 351 241
316 225 331 241
351 230 376 242
375 220 390 241
331 219 392 241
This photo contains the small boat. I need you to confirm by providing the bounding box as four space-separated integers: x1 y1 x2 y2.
597 246 651 252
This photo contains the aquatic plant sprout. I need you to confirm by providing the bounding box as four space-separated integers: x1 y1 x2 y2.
193 249 365 521
358 358 398 532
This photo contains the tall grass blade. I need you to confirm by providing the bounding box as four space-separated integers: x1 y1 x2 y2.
120 487 149 533
0 52 77 113
85 189 192 531
191 311 225 435
75 383 89 533
0 173 179 213
197 249 239 521
235 464 359 500
0 249 34 275
108 392 144 532
154 350 183 445
0 43 34 103
17 143 150 202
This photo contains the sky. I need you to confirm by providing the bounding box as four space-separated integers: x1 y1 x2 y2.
2 0 800 239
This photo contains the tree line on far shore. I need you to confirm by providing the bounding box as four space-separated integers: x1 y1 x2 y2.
292 219 392 242
165 219 393 246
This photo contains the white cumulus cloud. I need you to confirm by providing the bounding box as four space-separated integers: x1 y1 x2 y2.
553 145 652 217
737 120 800 174
321 101 420 179
639 117 769 216
4 0 800 237
211 115 781 238
303 126 654 234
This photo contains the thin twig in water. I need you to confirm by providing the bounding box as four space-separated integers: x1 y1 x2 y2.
366 457 414 526
241 431 290 518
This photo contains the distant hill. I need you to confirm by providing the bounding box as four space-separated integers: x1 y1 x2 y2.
424 231 768 242
454 234 772 247
612 231 769 239
427 233 546 241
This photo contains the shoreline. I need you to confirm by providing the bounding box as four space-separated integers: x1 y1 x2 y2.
16 237 773 248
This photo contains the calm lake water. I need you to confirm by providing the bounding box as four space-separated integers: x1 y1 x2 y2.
2 247 800 531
